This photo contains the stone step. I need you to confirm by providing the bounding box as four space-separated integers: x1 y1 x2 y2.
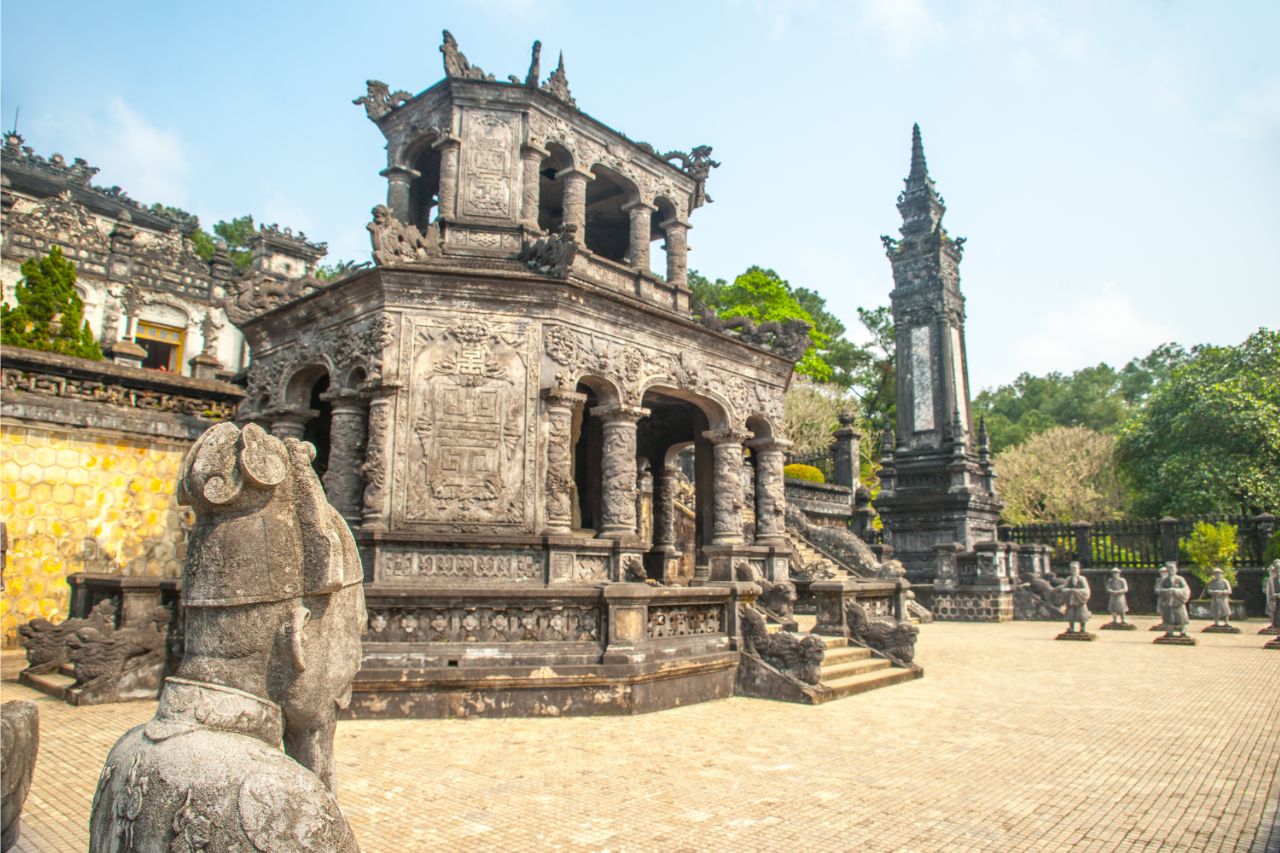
19 668 76 700
819 666 921 701
821 656 891 681
819 642 868 662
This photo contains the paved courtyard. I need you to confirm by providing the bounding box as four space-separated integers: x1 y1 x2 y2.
3 616 1277 852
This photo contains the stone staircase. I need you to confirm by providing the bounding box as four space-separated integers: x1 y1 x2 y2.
815 636 921 701
788 534 843 580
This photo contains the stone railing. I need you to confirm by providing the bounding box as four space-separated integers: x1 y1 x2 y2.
1 344 244 439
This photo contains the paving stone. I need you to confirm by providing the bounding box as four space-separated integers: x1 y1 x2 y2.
2 615 1277 852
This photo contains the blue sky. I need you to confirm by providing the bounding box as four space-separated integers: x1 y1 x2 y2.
3 1 1277 390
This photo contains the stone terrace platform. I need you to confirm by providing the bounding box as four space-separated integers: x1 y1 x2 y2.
4 617 1277 852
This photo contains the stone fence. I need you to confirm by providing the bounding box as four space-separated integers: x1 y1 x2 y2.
0 345 242 646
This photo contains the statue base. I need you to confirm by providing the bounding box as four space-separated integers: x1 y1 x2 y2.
1265 637 1280 650
1148 623 1168 632
1153 635 1196 646
1055 631 1096 641
1100 622 1137 631
1258 625 1280 635
1201 624 1241 634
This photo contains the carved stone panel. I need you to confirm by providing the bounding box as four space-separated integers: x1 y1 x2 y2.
548 552 610 582
647 604 724 638
460 110 518 221
910 324 934 433
398 315 536 532
375 546 541 583
364 604 601 643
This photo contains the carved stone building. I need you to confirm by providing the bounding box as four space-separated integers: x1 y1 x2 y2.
0 133 326 379
875 126 1014 620
229 34 812 716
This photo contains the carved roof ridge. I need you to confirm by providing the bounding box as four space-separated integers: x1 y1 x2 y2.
2 131 199 233
256 223 327 258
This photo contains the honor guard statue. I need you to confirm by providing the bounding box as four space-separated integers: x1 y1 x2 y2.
1202 568 1240 633
89 423 365 852
1154 561 1195 646
1055 562 1095 641
1101 568 1135 630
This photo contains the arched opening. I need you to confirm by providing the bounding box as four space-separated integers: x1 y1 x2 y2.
584 165 636 263
538 144 572 233
650 197 678 279
303 375 332 479
408 142 442 231
571 379 604 532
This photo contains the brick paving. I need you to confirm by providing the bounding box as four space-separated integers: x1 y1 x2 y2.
3 616 1278 852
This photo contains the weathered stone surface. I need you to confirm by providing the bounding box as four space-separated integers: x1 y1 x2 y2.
88 423 364 851
844 600 919 664
1 701 38 850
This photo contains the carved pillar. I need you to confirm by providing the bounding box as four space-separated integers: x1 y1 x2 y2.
360 384 399 532
747 437 790 545
434 137 461 221
319 389 368 524
660 218 690 287
380 165 420 223
520 144 549 229
622 200 656 271
704 429 750 545
592 403 649 539
653 463 678 552
268 406 315 441
543 386 586 534
558 167 593 243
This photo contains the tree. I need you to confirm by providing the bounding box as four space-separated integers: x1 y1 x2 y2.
993 426 1129 524
847 306 895 438
315 260 369 281
1 246 103 359
212 215 258 273
1116 328 1280 517
783 380 857 456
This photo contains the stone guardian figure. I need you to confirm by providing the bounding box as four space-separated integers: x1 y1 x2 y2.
1149 564 1171 631
1055 562 1095 640
1202 568 1240 633
1263 561 1280 649
1154 561 1195 646
1101 568 1135 630
89 422 365 852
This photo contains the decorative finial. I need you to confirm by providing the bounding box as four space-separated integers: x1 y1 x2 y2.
525 40 542 87
441 30 494 81
908 123 929 184
541 51 575 107
897 123 946 236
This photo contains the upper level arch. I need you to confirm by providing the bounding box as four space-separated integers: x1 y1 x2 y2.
583 164 638 263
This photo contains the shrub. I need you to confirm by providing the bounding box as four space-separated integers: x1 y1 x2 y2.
1 246 102 359
1264 530 1280 565
784 464 825 483
1180 521 1239 585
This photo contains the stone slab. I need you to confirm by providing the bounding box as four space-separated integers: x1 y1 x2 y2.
1100 622 1138 630
1153 636 1198 646
1055 631 1096 642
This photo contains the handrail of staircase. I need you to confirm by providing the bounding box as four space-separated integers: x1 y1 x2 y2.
789 527 873 579
841 634 924 677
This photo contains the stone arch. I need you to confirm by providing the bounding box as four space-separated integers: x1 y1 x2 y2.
584 164 638 263
636 380 732 432
537 143 574 233
402 131 443 231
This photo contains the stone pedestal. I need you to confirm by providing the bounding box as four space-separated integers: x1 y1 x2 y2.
1153 636 1197 646
1055 630 1096 641
1264 636 1280 649
1201 624 1241 634
1100 622 1137 631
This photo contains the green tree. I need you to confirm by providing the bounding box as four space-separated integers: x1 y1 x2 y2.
1116 328 1280 517
1180 521 1240 585
315 260 367 281
993 426 1129 524
213 215 258 272
716 266 832 381
846 306 895 438
1 246 103 359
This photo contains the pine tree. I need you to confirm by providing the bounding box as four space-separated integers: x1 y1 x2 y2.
1 245 103 359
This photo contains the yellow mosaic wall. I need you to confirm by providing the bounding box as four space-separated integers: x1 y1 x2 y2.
0 423 189 647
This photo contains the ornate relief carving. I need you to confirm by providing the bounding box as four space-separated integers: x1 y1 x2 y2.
223 273 324 326
518 225 578 277
368 205 442 265
647 604 723 638
540 52 576 107
377 548 541 582
365 605 600 642
460 111 517 219
10 189 108 251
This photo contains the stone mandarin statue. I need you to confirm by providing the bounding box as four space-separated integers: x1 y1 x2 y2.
1102 568 1134 630
1203 568 1239 633
1149 564 1170 631
89 422 365 852
1056 562 1094 640
1155 561 1194 644
1263 560 1280 634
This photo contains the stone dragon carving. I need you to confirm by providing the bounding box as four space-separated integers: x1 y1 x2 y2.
353 80 413 121
223 272 325 326
368 204 442 265
65 605 171 687
18 599 117 673
739 605 825 685
441 30 494 81
662 145 720 207
518 224 578 277
691 302 812 363
844 600 919 665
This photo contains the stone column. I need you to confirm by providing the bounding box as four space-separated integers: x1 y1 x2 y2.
557 166 593 243
360 384 399 532
379 165 420 223
520 144 549 229
704 429 750 545
832 415 861 492
652 463 678 552
622 200 656 270
592 403 649 539
319 389 368 524
268 406 315 441
434 137 461 221
660 217 690 287
747 437 790 546
542 386 586 534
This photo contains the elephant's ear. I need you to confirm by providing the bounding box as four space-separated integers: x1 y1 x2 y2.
238 423 288 488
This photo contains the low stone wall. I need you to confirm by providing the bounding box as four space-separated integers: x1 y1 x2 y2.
785 479 852 527
0 345 241 646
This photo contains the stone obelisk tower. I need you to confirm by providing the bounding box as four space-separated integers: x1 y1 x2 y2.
875 125 1001 582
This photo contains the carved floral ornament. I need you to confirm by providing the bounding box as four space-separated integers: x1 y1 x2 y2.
541 323 784 432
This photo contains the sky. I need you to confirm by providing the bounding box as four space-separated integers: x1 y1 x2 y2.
3 1 1277 391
